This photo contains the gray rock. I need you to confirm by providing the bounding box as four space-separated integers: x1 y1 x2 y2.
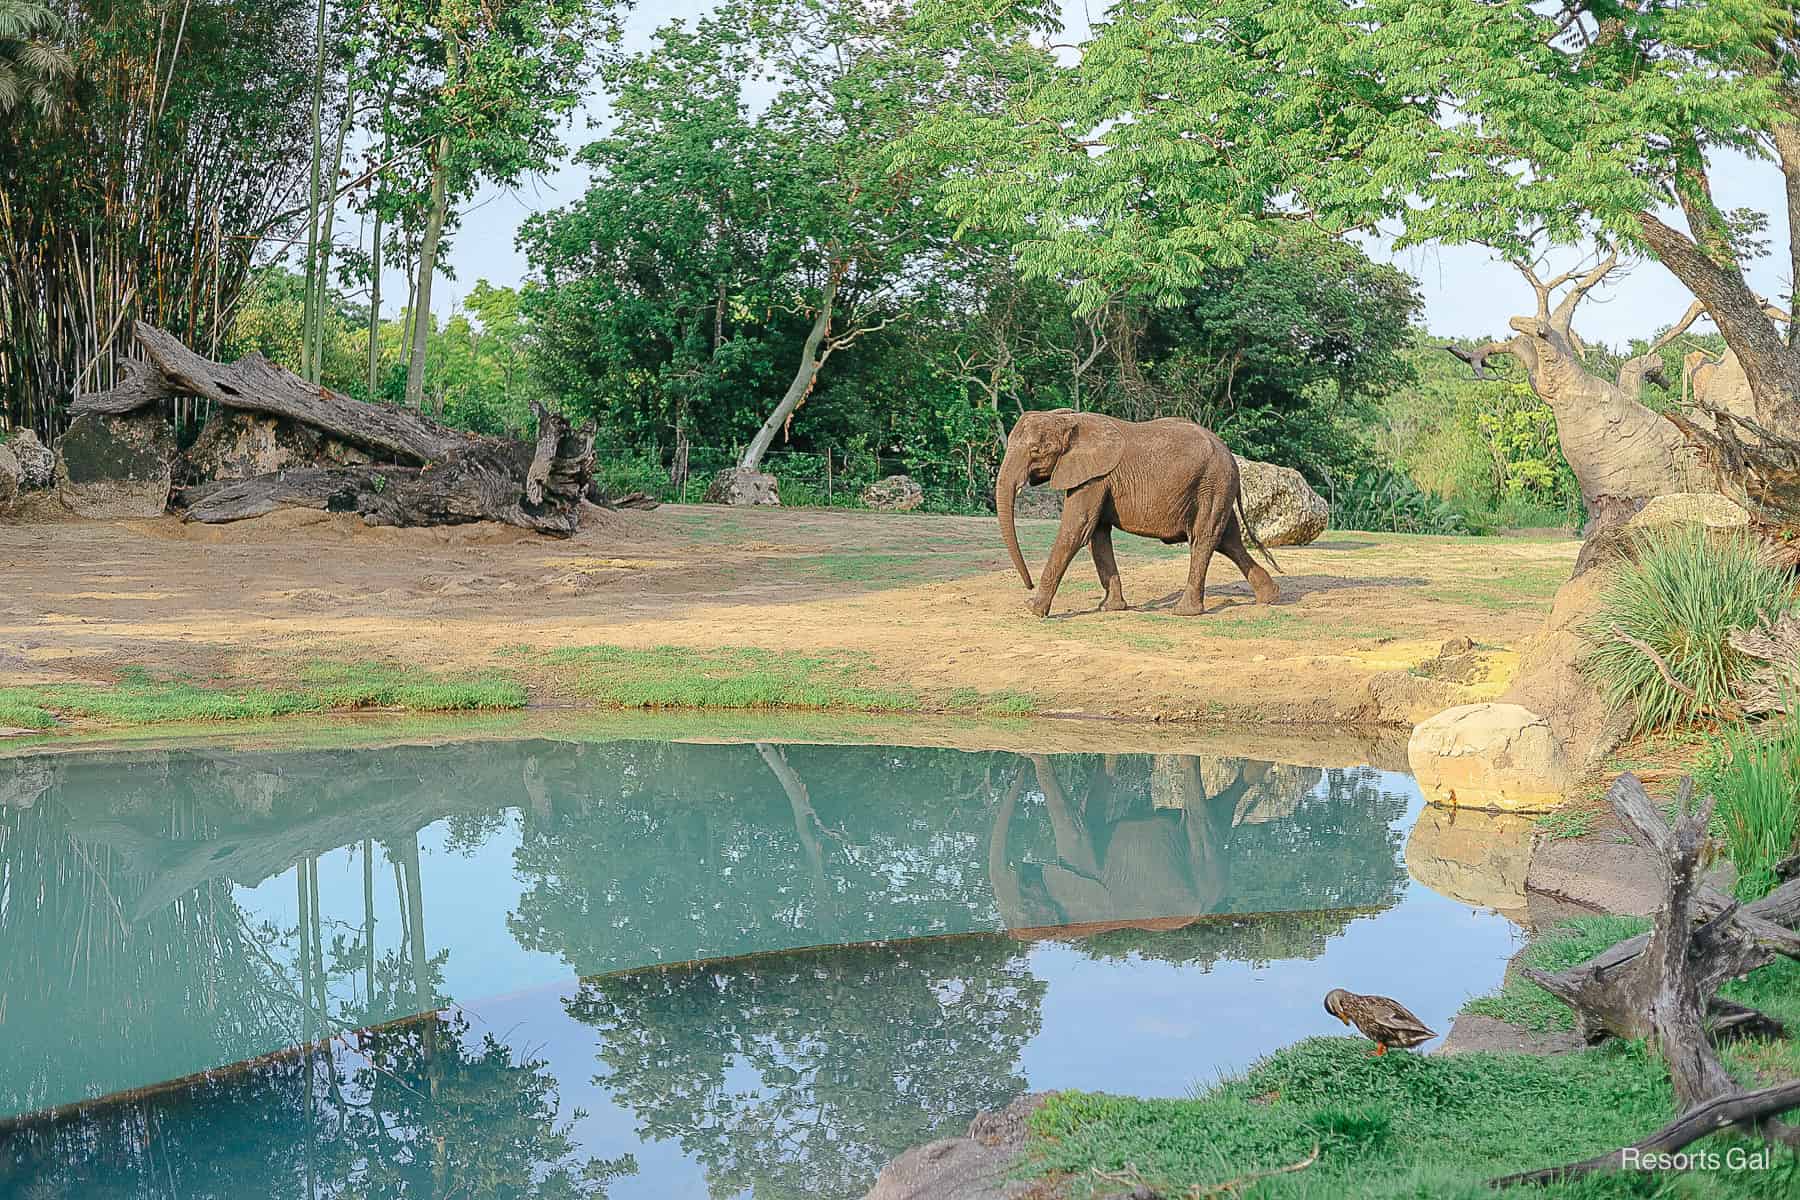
8 429 55 490
0 443 18 513
863 1093 1050 1200
703 466 780 506
180 410 369 484
861 474 925 512
54 411 176 519
1435 1013 1586 1057
1235 456 1328 547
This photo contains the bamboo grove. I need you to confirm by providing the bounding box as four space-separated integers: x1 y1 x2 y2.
0 0 615 440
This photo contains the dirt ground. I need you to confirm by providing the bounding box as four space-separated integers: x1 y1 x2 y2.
0 503 1580 726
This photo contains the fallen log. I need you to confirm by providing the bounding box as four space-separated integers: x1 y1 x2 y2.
74 323 596 535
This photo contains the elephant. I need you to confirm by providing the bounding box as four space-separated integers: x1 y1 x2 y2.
995 409 1279 617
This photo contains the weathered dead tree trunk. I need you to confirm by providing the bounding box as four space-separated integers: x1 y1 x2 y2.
72 322 596 535
1445 255 1714 532
1523 775 1800 1110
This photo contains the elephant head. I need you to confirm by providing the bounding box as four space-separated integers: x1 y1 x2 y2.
995 410 1125 590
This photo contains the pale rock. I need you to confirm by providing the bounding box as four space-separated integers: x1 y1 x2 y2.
1235 455 1328 547
9 429 55 490
1407 702 1573 812
703 467 780 506
0 443 18 513
1405 805 1534 920
861 474 925 512
1626 492 1749 531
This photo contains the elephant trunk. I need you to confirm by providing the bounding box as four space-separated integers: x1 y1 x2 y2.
996 444 1034 590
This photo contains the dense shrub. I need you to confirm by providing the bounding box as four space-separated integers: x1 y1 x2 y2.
1326 467 1467 534
1583 527 1797 733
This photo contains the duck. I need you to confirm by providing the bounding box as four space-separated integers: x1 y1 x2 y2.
1323 988 1436 1056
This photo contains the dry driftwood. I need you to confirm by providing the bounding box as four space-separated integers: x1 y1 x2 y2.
73 322 596 535
1521 775 1800 1108
1664 401 1800 544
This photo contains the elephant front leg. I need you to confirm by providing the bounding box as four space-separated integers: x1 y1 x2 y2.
1028 498 1100 617
1090 525 1128 611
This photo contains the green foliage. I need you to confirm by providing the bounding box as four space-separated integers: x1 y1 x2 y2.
1583 528 1797 734
0 0 71 117
1696 710 1800 899
1328 468 1468 535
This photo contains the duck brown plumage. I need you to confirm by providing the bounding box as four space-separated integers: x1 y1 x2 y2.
1323 988 1435 1055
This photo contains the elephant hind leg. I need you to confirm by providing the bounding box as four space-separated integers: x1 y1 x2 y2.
1090 524 1128 611
1219 515 1279 605
1171 501 1225 616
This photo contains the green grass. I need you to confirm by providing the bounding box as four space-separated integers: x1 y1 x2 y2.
533 644 1039 716
1463 917 1651 1032
1431 563 1569 611
1535 806 1598 842
1021 938 1800 1197
0 662 527 730
1696 709 1800 900
1582 527 1797 734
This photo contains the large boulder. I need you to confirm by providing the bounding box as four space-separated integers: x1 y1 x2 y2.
179 410 369 485
1407 702 1573 812
54 411 175 519
1627 491 1749 531
8 429 55 490
703 466 780 506
863 1093 1048 1200
1235 455 1328 547
0 443 18 514
861 474 924 512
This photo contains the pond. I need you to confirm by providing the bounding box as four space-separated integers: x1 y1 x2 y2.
0 732 1524 1199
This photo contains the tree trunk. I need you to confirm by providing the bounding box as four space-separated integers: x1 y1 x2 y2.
300 0 329 383
312 72 356 383
738 269 839 472
74 323 595 534
404 143 449 410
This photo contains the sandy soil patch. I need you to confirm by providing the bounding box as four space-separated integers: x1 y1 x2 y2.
0 504 1578 725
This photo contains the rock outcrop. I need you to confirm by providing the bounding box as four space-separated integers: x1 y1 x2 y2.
1235 455 1328 547
861 474 925 512
180 410 370 485
54 411 175 519
0 443 18 513
704 466 780 506
8 429 55 491
1407 702 1573 812
863 1093 1049 1200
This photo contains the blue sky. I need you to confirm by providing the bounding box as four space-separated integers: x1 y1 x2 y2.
413 0 1791 350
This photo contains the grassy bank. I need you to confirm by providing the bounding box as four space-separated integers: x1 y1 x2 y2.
2 645 1042 734
1019 919 1800 1197
0 663 529 730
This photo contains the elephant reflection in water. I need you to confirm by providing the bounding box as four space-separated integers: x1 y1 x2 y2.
990 754 1315 933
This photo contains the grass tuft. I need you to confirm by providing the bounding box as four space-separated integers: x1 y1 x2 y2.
1697 708 1800 900
1582 527 1796 734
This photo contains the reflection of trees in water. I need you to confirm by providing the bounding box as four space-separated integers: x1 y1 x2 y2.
568 936 1041 1200
0 1011 636 1199
1 737 1414 1197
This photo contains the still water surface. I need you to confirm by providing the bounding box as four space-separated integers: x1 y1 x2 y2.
0 736 1520 1198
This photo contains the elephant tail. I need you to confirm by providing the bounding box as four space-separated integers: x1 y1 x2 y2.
1235 495 1281 574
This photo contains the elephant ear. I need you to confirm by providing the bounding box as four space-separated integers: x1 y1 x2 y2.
1049 414 1125 491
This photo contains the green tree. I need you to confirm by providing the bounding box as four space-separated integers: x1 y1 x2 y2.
922 0 1800 514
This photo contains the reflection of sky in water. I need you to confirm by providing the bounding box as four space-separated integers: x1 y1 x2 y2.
0 739 1522 1199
